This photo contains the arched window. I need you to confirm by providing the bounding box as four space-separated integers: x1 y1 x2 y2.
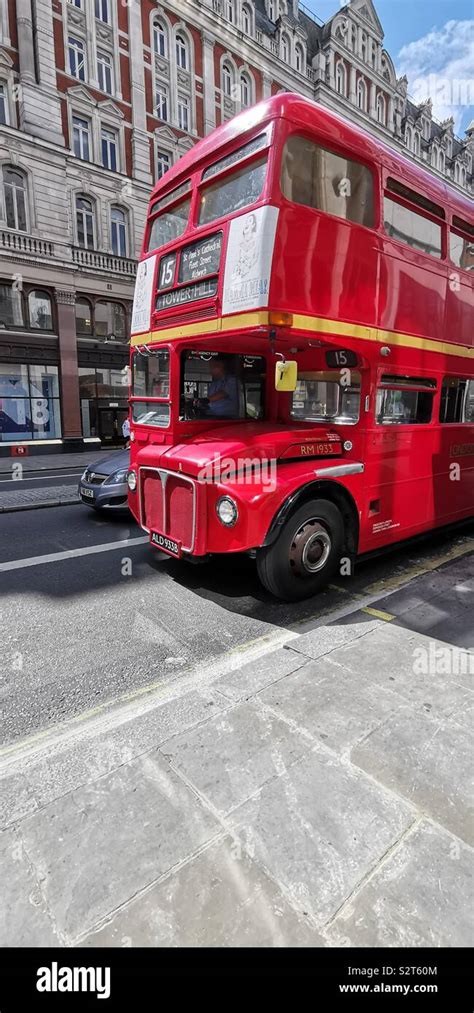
281 34 290 63
111 206 127 257
3 166 27 231
460 166 466 187
335 61 346 96
439 151 445 172
95 301 126 340
268 0 275 20
376 94 386 125
361 34 367 62
75 298 93 334
28 290 53 330
295 44 304 73
242 4 252 35
222 62 233 98
357 78 367 112
75 195 95 249
153 19 168 58
240 73 251 108
176 33 188 70
405 126 413 151
413 133 420 156
227 0 236 23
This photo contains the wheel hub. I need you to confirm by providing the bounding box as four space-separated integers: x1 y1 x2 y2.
289 519 332 576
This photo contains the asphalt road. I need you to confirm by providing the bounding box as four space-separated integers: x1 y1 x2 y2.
0 469 83 491
1 501 472 749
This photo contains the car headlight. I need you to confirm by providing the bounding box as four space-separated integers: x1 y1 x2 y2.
80 469 88 481
105 469 128 486
216 496 238 527
127 470 137 491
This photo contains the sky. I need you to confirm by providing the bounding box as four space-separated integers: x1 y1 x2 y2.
304 0 474 136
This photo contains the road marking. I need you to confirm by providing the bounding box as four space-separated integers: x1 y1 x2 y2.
361 606 395 622
0 536 149 572
0 473 82 484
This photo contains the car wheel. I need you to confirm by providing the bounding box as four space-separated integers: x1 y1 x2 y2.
256 498 344 601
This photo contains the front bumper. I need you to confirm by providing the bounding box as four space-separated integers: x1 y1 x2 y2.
78 480 129 510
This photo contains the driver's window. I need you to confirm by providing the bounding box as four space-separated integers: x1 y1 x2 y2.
180 352 265 421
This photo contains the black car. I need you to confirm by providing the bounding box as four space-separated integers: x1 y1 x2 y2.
79 449 130 511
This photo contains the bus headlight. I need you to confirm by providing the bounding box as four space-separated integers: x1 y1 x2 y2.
216 496 238 527
127 470 137 491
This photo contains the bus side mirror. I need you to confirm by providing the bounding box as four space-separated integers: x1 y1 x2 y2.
275 360 297 392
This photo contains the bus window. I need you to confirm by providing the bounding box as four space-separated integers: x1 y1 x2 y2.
449 231 474 271
180 351 266 421
376 385 434 424
384 196 442 258
148 198 191 253
198 157 267 225
291 372 361 424
440 377 474 423
131 347 170 428
280 135 374 228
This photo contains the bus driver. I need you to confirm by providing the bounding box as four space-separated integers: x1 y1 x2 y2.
195 357 240 419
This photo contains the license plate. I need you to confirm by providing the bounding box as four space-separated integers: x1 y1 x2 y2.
81 487 95 499
150 531 181 557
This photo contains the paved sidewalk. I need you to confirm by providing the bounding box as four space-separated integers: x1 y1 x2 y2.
0 448 124 475
1 552 472 947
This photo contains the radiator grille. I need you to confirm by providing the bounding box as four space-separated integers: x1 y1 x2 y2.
141 468 195 552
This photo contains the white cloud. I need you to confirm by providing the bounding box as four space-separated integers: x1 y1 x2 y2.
397 19 474 132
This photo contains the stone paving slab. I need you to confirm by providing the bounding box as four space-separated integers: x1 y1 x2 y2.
228 745 414 928
17 753 220 942
258 658 404 754
0 826 60 946
327 819 474 947
287 618 382 662
352 709 474 845
82 836 324 947
160 699 312 815
216 646 305 702
0 689 223 829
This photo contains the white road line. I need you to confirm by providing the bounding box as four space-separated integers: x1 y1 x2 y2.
0 536 149 572
0 473 82 484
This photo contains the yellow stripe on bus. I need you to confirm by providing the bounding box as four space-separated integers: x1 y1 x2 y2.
130 310 474 361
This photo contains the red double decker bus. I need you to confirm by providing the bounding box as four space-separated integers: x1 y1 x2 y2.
128 94 473 600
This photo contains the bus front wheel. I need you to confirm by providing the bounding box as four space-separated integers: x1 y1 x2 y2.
256 499 344 601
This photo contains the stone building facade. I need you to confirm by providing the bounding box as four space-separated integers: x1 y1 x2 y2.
0 0 472 452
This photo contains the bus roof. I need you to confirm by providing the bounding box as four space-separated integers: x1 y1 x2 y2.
151 93 473 222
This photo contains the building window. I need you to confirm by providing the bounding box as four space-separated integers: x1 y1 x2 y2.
156 84 169 121
227 0 235 23
176 33 188 70
242 5 252 35
67 0 83 6
153 18 168 58
3 167 27 231
177 95 190 132
111 206 127 257
97 50 113 94
413 133 420 156
156 149 171 180
75 297 92 334
68 36 86 81
357 78 367 112
95 0 110 23
72 115 90 160
295 44 303 74
280 135 375 228
222 63 233 98
268 0 275 20
0 282 24 326
336 61 347 96
240 73 251 108
376 94 386 125
281 34 290 63
28 290 53 330
101 126 118 171
75 195 95 249
0 82 8 125
95 300 126 340
0 363 62 442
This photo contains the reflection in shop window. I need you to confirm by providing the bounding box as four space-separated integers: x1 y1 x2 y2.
28 290 53 330
95 300 126 340
0 363 62 441
0 282 24 327
75 297 92 334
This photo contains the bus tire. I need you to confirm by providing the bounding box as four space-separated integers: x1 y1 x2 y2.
256 498 344 601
